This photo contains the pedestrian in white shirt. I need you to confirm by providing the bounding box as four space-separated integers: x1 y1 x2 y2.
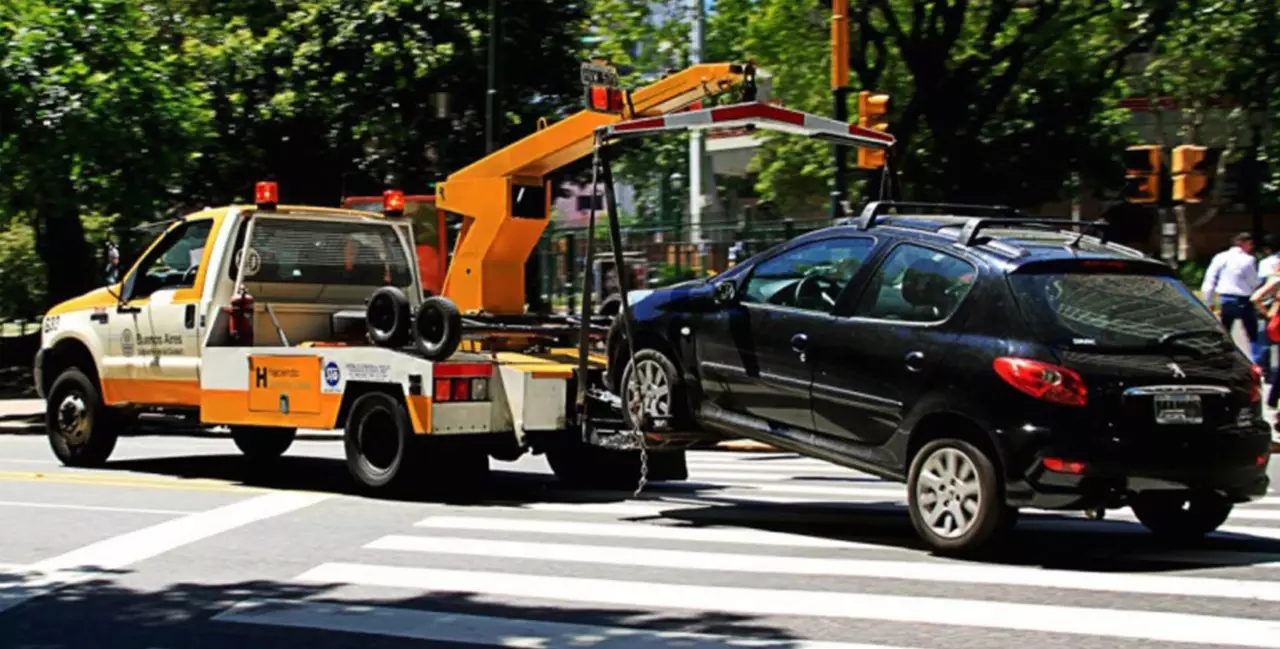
1202 232 1264 365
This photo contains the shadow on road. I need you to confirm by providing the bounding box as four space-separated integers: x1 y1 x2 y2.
85 451 1280 574
0 570 804 649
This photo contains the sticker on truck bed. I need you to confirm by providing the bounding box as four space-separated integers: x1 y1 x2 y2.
249 355 322 414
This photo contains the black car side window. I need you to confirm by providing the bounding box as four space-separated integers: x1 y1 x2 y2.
851 244 976 323
742 237 874 313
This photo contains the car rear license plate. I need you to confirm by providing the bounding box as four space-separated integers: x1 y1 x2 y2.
1153 394 1203 425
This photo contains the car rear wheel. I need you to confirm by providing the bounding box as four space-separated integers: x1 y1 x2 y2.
343 391 418 494
1130 492 1233 541
907 438 1014 554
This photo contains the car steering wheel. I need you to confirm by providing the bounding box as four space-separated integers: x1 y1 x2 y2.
182 265 199 285
795 275 840 310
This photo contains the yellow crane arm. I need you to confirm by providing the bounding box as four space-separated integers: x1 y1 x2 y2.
436 63 749 316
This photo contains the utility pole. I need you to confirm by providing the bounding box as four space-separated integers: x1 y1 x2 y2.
485 0 500 154
830 0 850 220
688 0 706 255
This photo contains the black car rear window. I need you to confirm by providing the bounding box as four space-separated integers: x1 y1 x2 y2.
1009 269 1228 352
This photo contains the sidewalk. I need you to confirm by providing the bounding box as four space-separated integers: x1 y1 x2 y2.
0 399 42 421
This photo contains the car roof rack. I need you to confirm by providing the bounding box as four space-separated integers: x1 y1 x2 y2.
854 201 1018 230
956 217 1110 246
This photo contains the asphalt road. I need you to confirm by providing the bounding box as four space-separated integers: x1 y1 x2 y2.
0 429 1279 649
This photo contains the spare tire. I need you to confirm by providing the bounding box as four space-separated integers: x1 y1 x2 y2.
414 296 462 361
366 286 412 347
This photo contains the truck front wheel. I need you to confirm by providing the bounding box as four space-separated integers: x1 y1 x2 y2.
231 426 297 462
46 368 119 468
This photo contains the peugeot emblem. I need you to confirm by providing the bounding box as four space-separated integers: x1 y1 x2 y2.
1168 362 1186 379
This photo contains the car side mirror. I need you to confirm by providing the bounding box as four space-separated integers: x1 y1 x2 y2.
713 280 737 304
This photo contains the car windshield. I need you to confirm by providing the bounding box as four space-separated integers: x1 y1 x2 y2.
1009 271 1231 354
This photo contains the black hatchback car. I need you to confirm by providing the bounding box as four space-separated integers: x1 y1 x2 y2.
605 202 1271 554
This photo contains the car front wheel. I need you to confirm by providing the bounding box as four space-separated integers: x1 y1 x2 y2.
619 348 689 431
907 438 1014 554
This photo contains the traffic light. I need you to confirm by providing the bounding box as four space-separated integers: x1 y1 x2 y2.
1122 145 1161 203
856 90 890 169
1172 144 1219 203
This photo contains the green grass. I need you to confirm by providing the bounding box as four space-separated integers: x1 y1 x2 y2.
0 322 40 337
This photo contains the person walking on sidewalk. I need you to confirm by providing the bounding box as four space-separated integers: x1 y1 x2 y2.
1202 232 1264 366
1255 235 1280 372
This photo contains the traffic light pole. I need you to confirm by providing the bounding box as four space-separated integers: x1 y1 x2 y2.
831 87 849 220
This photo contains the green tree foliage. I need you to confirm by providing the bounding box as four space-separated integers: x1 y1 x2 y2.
0 0 588 316
0 0 212 302
181 0 589 206
590 1 1182 214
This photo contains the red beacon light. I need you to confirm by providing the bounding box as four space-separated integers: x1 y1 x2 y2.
383 189 406 216
586 86 626 114
255 181 278 210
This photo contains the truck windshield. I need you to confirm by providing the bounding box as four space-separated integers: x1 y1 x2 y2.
1009 270 1231 354
229 217 413 288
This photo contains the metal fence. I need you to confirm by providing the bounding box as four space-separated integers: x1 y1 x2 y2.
535 216 832 311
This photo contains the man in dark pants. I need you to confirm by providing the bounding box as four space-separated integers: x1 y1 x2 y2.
1202 232 1263 365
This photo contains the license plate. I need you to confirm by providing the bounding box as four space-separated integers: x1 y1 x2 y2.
1153 394 1203 425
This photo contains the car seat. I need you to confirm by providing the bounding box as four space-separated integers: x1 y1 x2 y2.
901 257 950 320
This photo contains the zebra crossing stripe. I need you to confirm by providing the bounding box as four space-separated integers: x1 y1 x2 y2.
413 516 908 551
215 598 922 649
364 534 1280 602
295 563 1280 648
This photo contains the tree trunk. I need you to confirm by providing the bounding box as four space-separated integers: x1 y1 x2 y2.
33 177 97 304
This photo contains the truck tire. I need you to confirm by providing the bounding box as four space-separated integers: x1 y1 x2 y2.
46 368 119 468
414 296 462 361
343 391 418 493
231 426 296 461
547 439 687 489
366 287 412 348
619 348 691 431
907 438 1014 555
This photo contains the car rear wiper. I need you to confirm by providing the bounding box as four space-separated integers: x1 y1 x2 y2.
1155 328 1232 354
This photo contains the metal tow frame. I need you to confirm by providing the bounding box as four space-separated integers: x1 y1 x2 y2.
574 133 649 497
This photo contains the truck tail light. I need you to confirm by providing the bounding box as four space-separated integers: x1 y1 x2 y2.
433 363 493 402
993 357 1087 407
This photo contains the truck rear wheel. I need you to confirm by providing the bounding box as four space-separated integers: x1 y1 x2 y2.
231 426 296 461
46 368 119 468
343 391 418 493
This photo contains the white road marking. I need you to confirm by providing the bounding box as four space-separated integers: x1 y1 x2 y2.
365 535 1280 602
215 598 922 649
413 516 908 551
297 563 1280 648
30 491 330 572
515 500 1280 543
656 480 906 499
0 500 191 516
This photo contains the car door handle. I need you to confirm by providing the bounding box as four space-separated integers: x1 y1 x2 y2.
791 333 809 353
184 304 196 329
905 351 926 372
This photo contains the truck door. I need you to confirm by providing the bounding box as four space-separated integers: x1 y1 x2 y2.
118 218 216 406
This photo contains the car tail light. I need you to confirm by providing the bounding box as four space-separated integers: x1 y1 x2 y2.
1250 364 1263 404
993 357 1087 407
432 363 492 402
1043 457 1088 474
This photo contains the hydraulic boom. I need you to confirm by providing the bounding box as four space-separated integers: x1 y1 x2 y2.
436 63 751 316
